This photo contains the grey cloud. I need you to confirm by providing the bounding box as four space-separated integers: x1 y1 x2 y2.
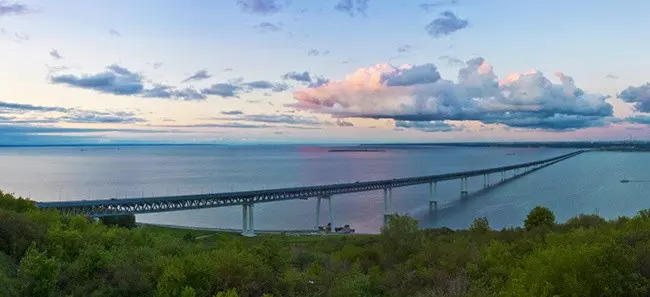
216 113 324 126
221 110 244 115
222 68 234 72
0 1 28 16
50 64 144 95
49 49 63 60
426 11 469 38
419 0 458 12
61 111 146 124
382 64 441 86
143 85 207 100
439 55 465 67
152 62 163 69
336 119 354 127
0 125 175 134
237 0 281 15
307 49 329 56
201 83 242 98
395 120 457 132
255 22 281 33
308 77 329 88
619 83 650 113
108 28 121 36
282 71 312 83
181 69 212 83
335 0 369 16
243 80 288 92
14 32 28 40
606 74 619 79
163 122 271 129
397 44 412 53
0 101 70 113
626 115 650 125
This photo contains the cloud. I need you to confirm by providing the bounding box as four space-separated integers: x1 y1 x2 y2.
426 11 469 38
439 55 465 67
0 125 180 136
0 101 70 113
605 74 619 79
108 28 121 36
50 64 209 100
61 111 146 124
291 57 614 130
335 0 369 16
626 115 650 125
151 62 163 69
164 122 271 129
397 44 412 53
419 1 458 12
237 0 281 15
619 83 650 113
336 119 354 127
255 22 281 33
143 85 206 100
214 113 324 126
221 110 244 115
242 80 288 92
0 1 28 16
49 49 63 60
14 32 28 41
181 69 212 83
222 68 234 72
282 71 312 83
395 120 458 132
307 49 329 56
50 64 144 95
201 83 242 98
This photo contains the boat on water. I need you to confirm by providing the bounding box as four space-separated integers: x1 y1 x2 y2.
621 179 630 183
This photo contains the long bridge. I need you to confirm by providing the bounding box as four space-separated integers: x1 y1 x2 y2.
36 150 586 236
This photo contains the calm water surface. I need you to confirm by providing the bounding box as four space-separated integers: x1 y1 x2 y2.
0 145 648 233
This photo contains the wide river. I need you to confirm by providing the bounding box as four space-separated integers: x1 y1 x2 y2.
0 145 648 233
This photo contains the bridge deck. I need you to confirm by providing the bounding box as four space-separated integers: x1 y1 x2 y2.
36 150 585 217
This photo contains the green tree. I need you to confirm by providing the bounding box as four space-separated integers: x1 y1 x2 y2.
470 217 490 233
380 214 422 266
524 206 555 231
215 289 239 297
18 246 60 297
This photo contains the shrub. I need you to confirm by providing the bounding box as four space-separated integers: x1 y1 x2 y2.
99 214 137 229
524 206 555 231
469 217 490 233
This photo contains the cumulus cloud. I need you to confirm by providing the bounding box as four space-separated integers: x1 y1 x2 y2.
0 1 28 16
181 69 212 83
426 11 468 38
255 22 281 33
291 57 614 130
49 49 63 60
626 115 650 125
335 0 369 16
237 0 281 15
50 64 207 100
618 83 650 113
395 120 458 132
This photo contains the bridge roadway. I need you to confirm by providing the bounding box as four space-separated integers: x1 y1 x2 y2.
36 150 585 236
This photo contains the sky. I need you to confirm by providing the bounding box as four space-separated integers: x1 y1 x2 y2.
2 0 650 145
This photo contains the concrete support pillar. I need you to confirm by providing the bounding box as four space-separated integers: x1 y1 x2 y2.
383 188 392 225
248 203 255 236
483 174 487 187
328 196 334 231
241 203 249 236
315 196 322 230
428 182 438 212
460 177 468 195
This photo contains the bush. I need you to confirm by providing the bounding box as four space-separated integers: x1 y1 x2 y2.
99 214 137 229
469 217 490 233
524 206 556 231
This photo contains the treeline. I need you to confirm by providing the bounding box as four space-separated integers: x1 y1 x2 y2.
2 189 650 296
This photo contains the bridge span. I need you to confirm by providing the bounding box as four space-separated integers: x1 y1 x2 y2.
37 150 585 236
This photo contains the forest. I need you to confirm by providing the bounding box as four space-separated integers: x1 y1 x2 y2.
2 189 650 297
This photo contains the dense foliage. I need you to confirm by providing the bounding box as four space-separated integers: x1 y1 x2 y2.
3 190 650 296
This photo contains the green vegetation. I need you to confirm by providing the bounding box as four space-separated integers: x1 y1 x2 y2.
4 191 650 296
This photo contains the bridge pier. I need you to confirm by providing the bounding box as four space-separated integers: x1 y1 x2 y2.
460 177 468 196
315 196 321 230
383 188 393 225
241 202 256 237
428 182 438 212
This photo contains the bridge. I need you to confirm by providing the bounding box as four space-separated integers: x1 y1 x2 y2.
36 150 585 236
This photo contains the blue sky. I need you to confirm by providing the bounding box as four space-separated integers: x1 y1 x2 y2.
1 0 650 145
